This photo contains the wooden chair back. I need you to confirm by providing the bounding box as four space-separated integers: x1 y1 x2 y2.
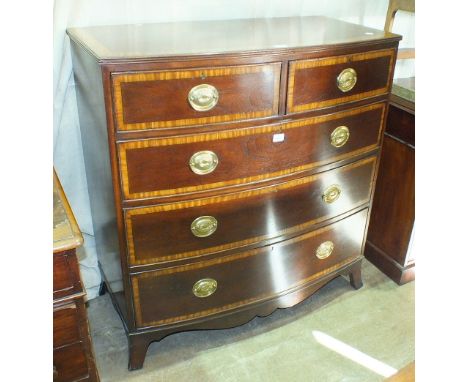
384 0 415 60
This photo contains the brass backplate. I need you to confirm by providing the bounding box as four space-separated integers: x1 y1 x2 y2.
192 278 218 298
316 241 334 259
189 150 219 175
337 68 357 92
322 184 342 204
188 84 219 111
330 126 350 148
191 216 218 237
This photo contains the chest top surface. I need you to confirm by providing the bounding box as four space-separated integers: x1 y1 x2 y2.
53 171 83 253
67 16 400 61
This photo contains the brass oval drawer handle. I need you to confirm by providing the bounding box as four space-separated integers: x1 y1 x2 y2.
322 184 342 204
316 241 334 259
330 126 350 148
189 150 219 175
193 278 218 298
337 68 357 92
191 216 218 237
188 84 219 111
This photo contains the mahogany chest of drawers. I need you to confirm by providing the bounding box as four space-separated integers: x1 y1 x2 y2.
67 16 400 370
53 172 100 381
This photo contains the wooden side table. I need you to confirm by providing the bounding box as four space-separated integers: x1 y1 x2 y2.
53 171 100 381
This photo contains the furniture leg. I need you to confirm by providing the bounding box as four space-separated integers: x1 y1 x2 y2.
128 335 151 371
349 262 363 290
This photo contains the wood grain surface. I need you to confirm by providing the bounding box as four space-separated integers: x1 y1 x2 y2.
119 103 384 200
365 100 415 285
132 209 368 328
113 63 281 130
67 15 401 370
66 16 400 60
125 156 376 266
287 49 395 113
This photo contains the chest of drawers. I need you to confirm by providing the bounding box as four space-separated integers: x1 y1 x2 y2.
53 172 100 381
67 16 400 370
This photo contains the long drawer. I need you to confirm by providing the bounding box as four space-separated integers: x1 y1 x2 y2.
118 103 384 200
112 63 281 131
53 302 81 348
125 156 376 266
287 49 395 113
53 342 89 382
131 208 368 329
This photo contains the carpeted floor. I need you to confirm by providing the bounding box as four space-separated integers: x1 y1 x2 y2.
87 259 414 382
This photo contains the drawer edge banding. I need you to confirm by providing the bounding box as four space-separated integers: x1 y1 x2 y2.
118 102 385 200
113 63 281 131
134 258 358 328
287 48 395 113
131 214 364 328
125 156 376 265
127 205 369 266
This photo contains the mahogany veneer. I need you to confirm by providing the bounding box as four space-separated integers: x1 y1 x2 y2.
365 87 415 284
114 63 281 130
287 49 394 113
133 209 368 329
126 156 376 266
67 16 400 370
119 103 385 200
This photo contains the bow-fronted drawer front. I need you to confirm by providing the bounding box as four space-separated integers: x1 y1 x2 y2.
118 103 385 201
131 209 368 329
112 63 281 131
125 156 376 266
287 49 395 113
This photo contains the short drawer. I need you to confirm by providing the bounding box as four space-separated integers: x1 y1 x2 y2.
112 63 281 131
53 342 89 382
53 302 81 348
125 156 376 266
287 49 395 113
131 208 368 328
119 103 384 200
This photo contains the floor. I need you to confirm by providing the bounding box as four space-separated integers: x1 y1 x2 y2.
87 259 414 382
